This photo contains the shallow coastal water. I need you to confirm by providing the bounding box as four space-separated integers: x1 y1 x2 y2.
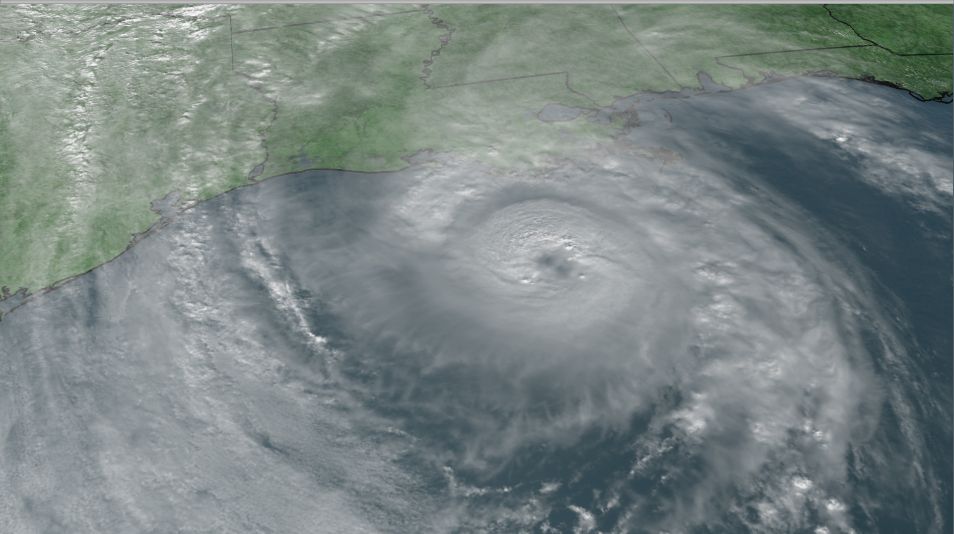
0 77 950 533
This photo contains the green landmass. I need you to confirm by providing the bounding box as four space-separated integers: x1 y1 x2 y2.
1 4 951 301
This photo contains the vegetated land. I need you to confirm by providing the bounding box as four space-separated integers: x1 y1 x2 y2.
1 4 950 301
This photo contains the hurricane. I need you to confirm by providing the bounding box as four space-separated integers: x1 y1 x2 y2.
0 77 950 533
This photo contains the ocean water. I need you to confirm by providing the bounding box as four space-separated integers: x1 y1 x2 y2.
0 77 950 533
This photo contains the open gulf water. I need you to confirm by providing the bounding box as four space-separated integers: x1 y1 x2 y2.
0 77 950 533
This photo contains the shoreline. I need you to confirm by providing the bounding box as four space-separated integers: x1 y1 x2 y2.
1 72 950 321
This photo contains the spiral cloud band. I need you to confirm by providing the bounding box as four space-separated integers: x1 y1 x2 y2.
0 78 949 533
275 135 881 528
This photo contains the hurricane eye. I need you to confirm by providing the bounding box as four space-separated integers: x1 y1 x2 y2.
534 250 575 278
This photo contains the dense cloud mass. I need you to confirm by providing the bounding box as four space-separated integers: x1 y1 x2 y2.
0 78 950 533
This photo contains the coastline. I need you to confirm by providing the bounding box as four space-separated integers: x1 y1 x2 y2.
1 72 950 321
